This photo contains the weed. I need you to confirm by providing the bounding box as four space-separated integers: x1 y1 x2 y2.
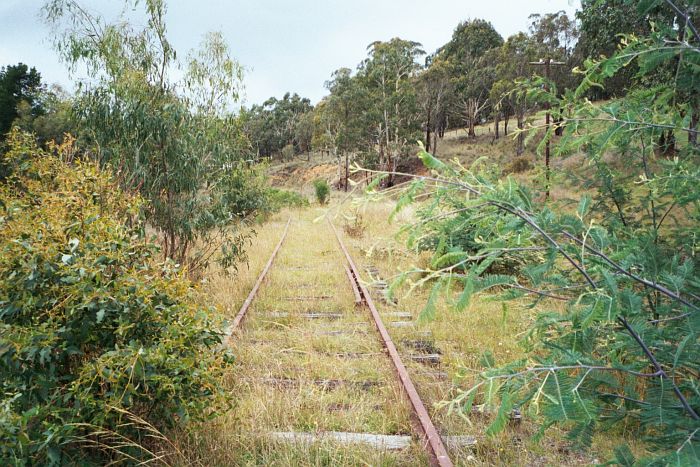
343 211 366 238
503 155 533 174
313 179 330 205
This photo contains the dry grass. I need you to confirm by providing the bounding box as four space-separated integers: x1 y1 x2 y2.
174 207 429 466
171 119 655 465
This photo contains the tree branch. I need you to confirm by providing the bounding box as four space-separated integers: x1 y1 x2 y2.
618 316 700 420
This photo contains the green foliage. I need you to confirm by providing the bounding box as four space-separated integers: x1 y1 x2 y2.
243 92 314 158
267 188 309 211
16 85 76 147
0 64 44 140
439 19 503 137
0 130 232 464
316 68 370 160
385 9 700 462
575 0 649 98
319 39 425 185
313 179 330 205
439 19 504 63
281 143 295 161
44 0 259 274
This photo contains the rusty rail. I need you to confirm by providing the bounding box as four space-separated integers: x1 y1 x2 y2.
228 218 291 335
344 263 364 305
328 219 454 467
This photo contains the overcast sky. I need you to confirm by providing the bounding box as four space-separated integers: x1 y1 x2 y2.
1 0 580 106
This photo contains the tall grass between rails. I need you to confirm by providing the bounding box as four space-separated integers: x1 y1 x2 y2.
171 207 426 465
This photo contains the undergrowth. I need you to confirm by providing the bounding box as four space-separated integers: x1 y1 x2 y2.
0 130 233 464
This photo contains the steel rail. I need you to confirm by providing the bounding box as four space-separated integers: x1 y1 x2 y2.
344 263 364 305
227 217 291 338
328 219 454 467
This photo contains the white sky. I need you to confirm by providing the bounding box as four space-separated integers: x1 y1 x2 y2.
0 0 580 106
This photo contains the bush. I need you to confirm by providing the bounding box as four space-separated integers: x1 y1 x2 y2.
313 179 330 205
267 188 309 211
391 21 700 460
503 156 533 174
343 211 366 239
0 130 232 464
281 143 295 161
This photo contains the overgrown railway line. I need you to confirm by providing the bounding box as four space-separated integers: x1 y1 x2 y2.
225 216 471 466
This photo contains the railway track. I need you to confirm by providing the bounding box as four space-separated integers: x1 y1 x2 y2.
226 215 471 466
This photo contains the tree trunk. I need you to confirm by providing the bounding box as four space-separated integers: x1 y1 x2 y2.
344 152 349 192
335 148 342 189
516 112 525 156
659 130 676 156
494 114 500 140
504 113 509 136
690 109 699 148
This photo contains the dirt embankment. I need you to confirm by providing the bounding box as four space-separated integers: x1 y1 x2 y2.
268 160 338 188
268 153 427 192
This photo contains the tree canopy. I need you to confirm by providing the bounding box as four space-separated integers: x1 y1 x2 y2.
0 64 44 140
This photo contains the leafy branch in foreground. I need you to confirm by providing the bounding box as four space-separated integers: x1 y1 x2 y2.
366 7 700 463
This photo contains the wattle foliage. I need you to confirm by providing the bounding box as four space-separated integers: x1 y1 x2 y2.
0 130 232 464
381 6 700 463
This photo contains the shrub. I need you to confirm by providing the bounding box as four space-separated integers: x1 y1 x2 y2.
281 143 295 161
0 130 232 464
267 188 309 211
388 21 700 462
503 156 533 174
313 179 330 205
343 211 366 239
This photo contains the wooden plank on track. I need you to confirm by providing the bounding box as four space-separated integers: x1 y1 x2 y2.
270 431 412 450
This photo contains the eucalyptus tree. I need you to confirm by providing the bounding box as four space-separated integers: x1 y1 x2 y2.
17 84 75 146
439 19 503 137
244 92 313 158
359 38 425 186
316 67 371 189
492 32 540 155
575 0 650 98
416 58 454 154
295 110 314 156
528 11 580 94
488 78 513 139
44 0 261 274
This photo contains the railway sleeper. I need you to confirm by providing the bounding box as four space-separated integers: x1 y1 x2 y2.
269 431 412 450
390 321 415 328
315 328 370 336
269 431 477 451
277 349 383 359
283 295 333 301
409 353 442 366
254 377 383 391
381 311 413 319
265 311 344 320
401 338 441 355
327 402 384 412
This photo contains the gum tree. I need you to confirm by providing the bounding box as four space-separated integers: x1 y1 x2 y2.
360 38 425 186
43 0 261 274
